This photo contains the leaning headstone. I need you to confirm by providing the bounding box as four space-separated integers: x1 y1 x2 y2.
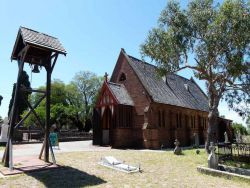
161 144 164 150
173 139 182 155
0 123 9 143
236 131 243 143
193 133 199 148
208 142 218 169
224 132 229 143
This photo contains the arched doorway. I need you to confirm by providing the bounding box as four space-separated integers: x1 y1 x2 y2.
102 107 112 145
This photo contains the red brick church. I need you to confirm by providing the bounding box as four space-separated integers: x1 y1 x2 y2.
93 49 232 149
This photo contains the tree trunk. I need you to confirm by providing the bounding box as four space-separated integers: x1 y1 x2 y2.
205 83 221 153
205 108 219 153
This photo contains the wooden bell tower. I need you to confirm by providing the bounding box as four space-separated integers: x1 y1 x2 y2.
2 27 66 168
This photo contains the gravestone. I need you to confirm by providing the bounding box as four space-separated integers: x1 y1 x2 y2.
173 139 182 155
224 132 229 143
208 142 218 169
193 133 199 147
236 131 242 143
0 122 9 143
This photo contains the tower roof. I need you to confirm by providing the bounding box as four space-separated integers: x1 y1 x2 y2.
11 26 66 62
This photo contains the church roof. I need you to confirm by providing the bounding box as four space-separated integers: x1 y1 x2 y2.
108 82 134 106
123 52 209 112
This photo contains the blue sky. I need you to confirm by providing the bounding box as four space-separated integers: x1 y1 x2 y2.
0 0 246 125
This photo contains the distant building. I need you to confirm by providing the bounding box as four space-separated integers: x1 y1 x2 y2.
93 49 232 149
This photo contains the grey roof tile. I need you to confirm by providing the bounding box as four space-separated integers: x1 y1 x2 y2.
20 27 66 54
108 82 134 106
126 55 209 112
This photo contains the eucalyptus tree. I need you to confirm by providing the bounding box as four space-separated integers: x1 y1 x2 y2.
8 71 31 120
71 71 103 125
141 0 250 152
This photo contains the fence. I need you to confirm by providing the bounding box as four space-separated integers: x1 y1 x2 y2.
216 142 250 163
16 130 92 143
59 131 92 141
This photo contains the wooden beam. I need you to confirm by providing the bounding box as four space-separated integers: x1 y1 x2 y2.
14 94 46 129
21 87 46 94
51 53 58 72
50 52 57 59
3 61 25 167
44 59 52 162
23 97 45 129
17 45 30 59
39 140 45 159
3 46 30 167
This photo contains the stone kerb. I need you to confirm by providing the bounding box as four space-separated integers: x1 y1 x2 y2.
197 165 250 182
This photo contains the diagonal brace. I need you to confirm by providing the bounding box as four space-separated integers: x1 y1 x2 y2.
14 94 46 129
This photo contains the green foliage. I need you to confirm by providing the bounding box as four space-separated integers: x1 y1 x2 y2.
22 80 68 129
222 160 250 169
22 71 103 132
8 71 31 119
232 122 248 135
71 71 103 122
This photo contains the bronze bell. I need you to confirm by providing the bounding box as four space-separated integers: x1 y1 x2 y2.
32 65 40 73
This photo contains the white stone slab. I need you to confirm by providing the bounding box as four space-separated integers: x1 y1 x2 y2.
99 156 140 173
0 124 9 142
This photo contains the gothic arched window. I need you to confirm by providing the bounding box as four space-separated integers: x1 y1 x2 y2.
119 72 126 81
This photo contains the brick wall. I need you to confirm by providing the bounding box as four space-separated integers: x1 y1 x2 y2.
111 128 143 148
143 103 209 148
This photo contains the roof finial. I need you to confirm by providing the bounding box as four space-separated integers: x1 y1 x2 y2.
104 72 108 82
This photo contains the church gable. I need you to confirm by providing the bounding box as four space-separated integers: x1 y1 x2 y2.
96 81 134 107
110 49 152 115
96 82 118 107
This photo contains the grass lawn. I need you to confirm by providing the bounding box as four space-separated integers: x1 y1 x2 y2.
222 160 250 169
0 148 249 188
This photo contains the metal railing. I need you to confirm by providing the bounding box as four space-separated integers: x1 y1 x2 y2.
216 142 250 163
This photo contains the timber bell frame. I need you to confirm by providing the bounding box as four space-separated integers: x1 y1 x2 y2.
2 27 66 169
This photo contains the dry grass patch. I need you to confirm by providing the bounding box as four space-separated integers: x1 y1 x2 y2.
0 148 249 187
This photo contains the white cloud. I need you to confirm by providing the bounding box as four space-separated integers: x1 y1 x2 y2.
218 100 247 127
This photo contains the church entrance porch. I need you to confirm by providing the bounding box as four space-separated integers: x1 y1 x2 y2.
102 107 112 145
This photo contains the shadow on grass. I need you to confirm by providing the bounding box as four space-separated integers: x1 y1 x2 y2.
26 166 106 188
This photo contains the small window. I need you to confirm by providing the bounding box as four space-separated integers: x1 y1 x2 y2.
119 73 126 81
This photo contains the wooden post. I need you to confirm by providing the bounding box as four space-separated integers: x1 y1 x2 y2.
44 60 51 162
3 59 25 167
39 140 45 159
